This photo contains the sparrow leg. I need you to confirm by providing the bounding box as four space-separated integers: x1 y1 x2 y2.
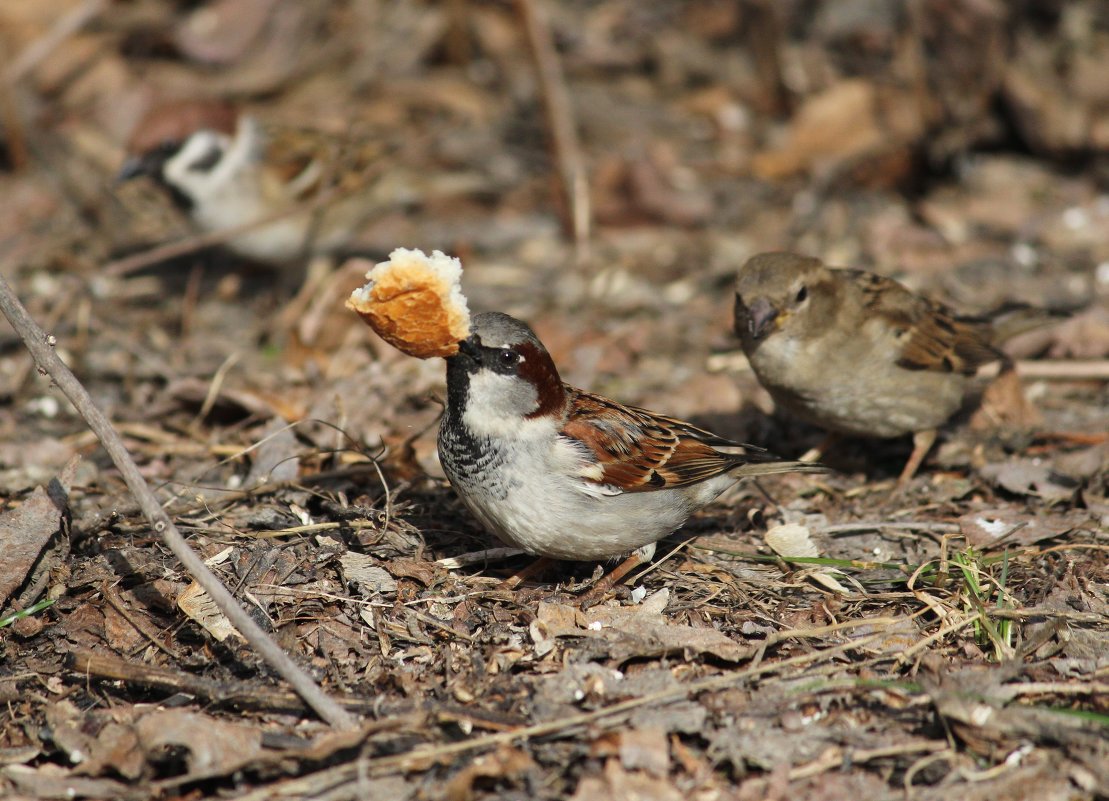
800 432 840 464
897 428 937 487
496 556 556 591
578 545 654 606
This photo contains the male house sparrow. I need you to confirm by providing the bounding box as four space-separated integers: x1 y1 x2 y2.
733 252 1049 484
116 100 415 266
438 311 824 594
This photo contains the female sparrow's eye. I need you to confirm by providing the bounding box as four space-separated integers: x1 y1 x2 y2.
795 286 808 303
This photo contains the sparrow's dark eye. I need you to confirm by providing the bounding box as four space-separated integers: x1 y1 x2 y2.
794 286 808 303
498 349 520 368
188 144 223 172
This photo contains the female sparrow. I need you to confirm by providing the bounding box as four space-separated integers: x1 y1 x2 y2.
733 252 1051 484
438 311 824 594
116 100 407 266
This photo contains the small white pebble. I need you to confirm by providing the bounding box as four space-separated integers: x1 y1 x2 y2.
29 272 60 297
587 620 603 631
573 689 585 701
629 586 648 604
26 396 60 418
1095 261 1109 287
716 102 750 132
970 705 994 726
1004 743 1034 767
1026 381 1048 402
1062 206 1089 230
975 517 1009 537
662 280 696 305
1010 242 1037 268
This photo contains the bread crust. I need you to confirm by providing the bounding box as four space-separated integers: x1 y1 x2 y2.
346 249 470 359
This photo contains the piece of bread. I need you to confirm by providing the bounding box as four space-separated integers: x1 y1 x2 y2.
345 248 471 358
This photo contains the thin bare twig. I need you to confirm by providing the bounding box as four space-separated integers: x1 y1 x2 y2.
821 521 961 535
1012 359 1109 381
435 547 526 568
0 268 355 729
516 0 591 263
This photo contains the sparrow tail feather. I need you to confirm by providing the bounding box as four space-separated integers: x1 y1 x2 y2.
730 459 830 478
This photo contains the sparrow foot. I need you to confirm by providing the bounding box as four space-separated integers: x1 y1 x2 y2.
896 428 938 489
495 556 556 591
578 551 648 607
799 433 840 464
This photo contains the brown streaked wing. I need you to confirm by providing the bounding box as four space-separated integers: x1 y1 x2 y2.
559 388 744 493
850 270 1001 375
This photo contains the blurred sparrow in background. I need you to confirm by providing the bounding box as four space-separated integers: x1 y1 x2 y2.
438 311 825 598
733 252 1055 485
117 100 478 269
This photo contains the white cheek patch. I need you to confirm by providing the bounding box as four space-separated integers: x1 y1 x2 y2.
162 123 253 205
462 370 548 439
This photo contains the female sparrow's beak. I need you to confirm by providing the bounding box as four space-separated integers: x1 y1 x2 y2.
745 297 779 340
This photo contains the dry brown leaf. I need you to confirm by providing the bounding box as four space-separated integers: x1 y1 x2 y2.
102 604 146 653
958 509 1096 548
764 523 849 595
752 80 883 180
133 709 263 780
970 368 1041 430
0 457 76 608
173 0 277 65
338 550 398 597
979 459 1080 502
570 758 684 801
177 581 241 642
537 589 751 662
443 744 536 801
616 727 670 777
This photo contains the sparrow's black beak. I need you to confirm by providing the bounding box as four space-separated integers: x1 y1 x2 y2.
115 153 164 185
745 297 779 340
456 335 482 360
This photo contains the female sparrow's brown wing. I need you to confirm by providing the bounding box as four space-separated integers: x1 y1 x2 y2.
560 387 818 493
849 270 1003 375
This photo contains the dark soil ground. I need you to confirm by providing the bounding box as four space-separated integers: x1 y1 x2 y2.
1 2 1107 799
